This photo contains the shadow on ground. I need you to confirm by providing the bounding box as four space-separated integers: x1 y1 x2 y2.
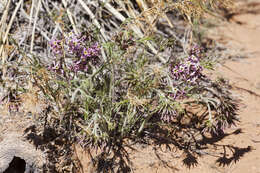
23 103 252 172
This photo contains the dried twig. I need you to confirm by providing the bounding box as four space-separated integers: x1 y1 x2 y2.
0 0 23 80
30 0 41 53
78 0 108 41
62 0 79 35
101 1 166 63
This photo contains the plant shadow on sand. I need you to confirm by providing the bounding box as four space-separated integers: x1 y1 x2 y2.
23 99 252 172
139 118 252 171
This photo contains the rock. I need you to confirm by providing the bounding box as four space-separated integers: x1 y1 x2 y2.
0 133 45 173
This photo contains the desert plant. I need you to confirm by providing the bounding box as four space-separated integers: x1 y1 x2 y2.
29 28 237 172
0 0 237 172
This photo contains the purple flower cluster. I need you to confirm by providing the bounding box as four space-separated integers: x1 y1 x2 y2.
65 32 86 56
171 47 203 85
69 60 88 73
47 61 64 75
81 43 100 59
63 32 100 58
49 32 101 74
50 39 63 55
168 45 204 100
